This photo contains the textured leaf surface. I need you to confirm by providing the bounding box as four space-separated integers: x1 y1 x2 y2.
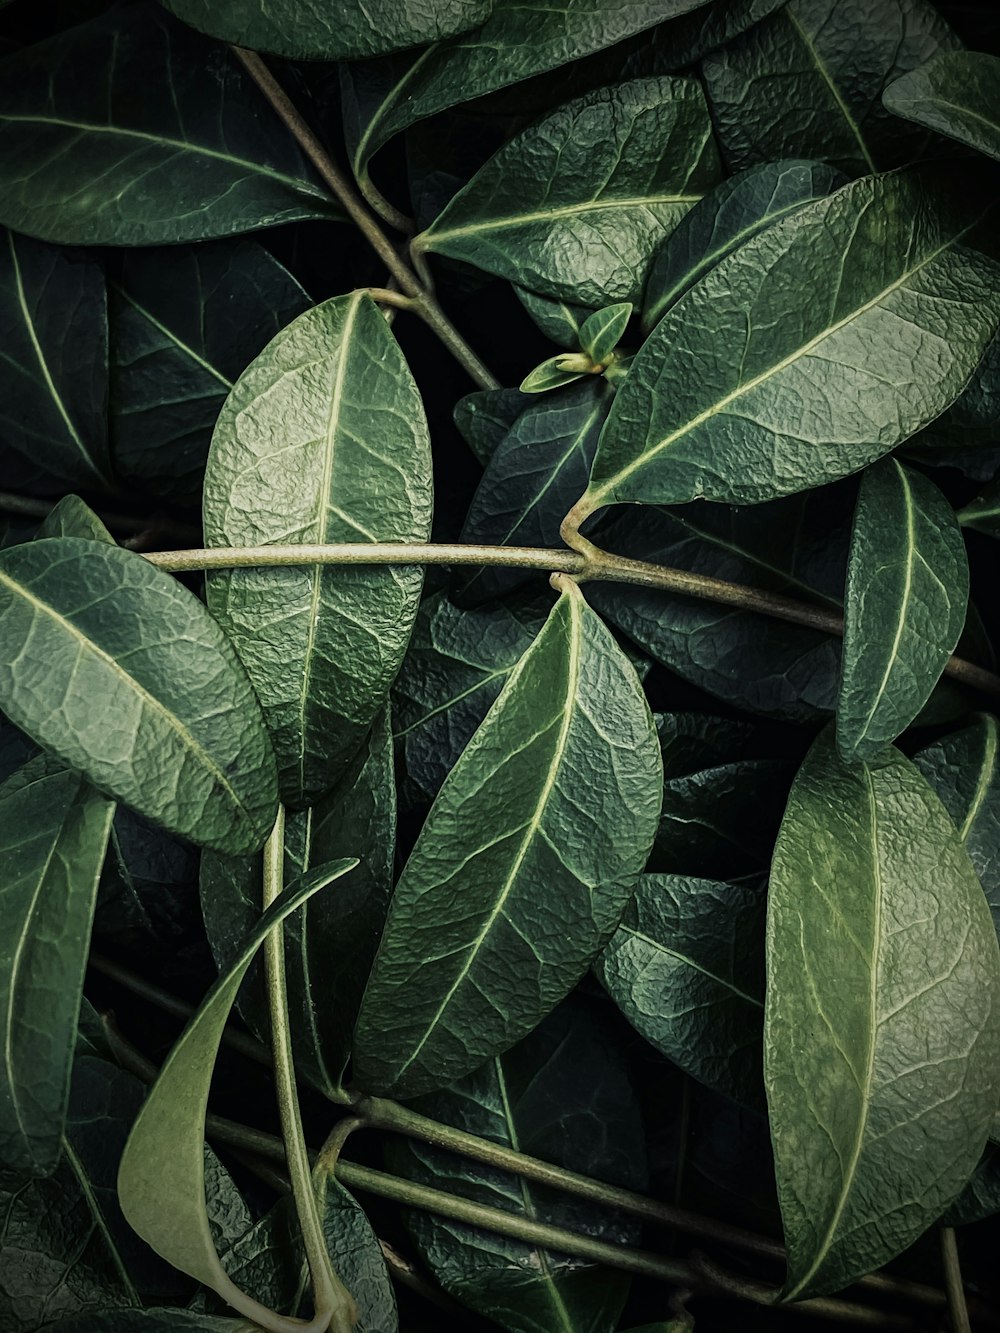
516 289 591 348
597 874 765 1107
201 711 395 1096
354 581 662 1098
161 0 491 60
389 1002 646 1333
0 229 111 493
766 731 1000 1299
0 538 279 855
36 495 115 544
204 293 432 808
110 241 310 504
0 2 336 245
883 51 1000 161
582 173 1000 514
837 459 969 761
642 160 845 330
454 388 526 467
415 77 720 305
702 0 961 175
0 772 115 1182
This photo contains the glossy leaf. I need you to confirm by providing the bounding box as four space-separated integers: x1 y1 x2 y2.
118 862 356 1302
353 581 662 1099
766 731 1000 1299
582 173 1000 515
0 2 337 246
389 1002 646 1332
453 388 526 467
201 710 395 1096
642 160 846 331
0 229 111 494
519 356 588 395
160 0 492 60
837 459 969 761
702 0 961 175
883 51 1000 161
110 241 310 504
597 874 766 1107
458 381 612 602
36 495 115 544
579 303 632 365
516 288 591 348
203 293 432 808
0 538 279 855
414 77 719 306
0 771 115 1182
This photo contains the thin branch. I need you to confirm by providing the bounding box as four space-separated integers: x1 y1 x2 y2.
940 1228 972 1333
0 491 200 545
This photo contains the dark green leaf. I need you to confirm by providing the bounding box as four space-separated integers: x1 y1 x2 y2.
0 229 111 493
458 381 612 602
579 303 632 365
515 288 591 348
414 78 720 306
642 160 846 331
0 2 338 245
36 495 115 543
883 51 1000 161
596 874 765 1107
388 1001 646 1333
110 241 310 504
959 476 1000 536
454 388 526 467
353 581 662 1098
47 1314 248 1332
204 293 432 808
837 459 969 761
160 0 491 60
96 806 199 954
653 0 787 68
201 710 395 1096
0 771 115 1181
702 0 961 175
766 730 1000 1299
0 538 279 854
582 173 1000 514
941 1145 1000 1226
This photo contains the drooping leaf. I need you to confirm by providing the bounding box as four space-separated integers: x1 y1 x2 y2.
413 77 720 306
117 861 356 1303
458 380 612 602
110 241 310 504
580 173 1000 516
597 874 766 1107
837 458 969 761
203 293 432 808
36 495 115 544
0 538 279 855
766 730 1000 1299
642 159 846 331
201 710 396 1096
160 0 492 60
388 1001 647 1333
0 229 111 493
453 388 526 467
353 580 662 1099
883 51 1000 161
0 771 115 1182
0 2 338 246
702 0 961 175
340 0 718 212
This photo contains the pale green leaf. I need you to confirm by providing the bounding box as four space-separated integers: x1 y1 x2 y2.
579 303 632 365
883 51 1000 162
519 356 587 395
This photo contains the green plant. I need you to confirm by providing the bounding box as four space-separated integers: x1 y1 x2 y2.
3 1 1000 1331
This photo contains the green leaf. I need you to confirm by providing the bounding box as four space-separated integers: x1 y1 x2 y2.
766 730 1000 1299
0 538 279 855
0 771 115 1182
413 77 719 306
203 292 432 808
654 0 787 69
110 241 310 505
702 0 961 175
388 1001 646 1332
200 710 395 1096
959 476 1000 536
0 228 111 493
515 289 591 348
579 303 632 365
353 580 662 1098
837 459 969 761
642 160 846 332
0 2 338 246
596 874 765 1107
519 356 588 395
459 381 612 602
36 495 115 544
454 388 526 467
117 861 356 1304
160 0 491 60
883 51 1000 161
48 1314 249 1332
941 1145 1000 1226
581 172 1000 515
341 0 718 213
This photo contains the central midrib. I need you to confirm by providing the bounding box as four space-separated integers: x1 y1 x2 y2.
422 193 702 248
